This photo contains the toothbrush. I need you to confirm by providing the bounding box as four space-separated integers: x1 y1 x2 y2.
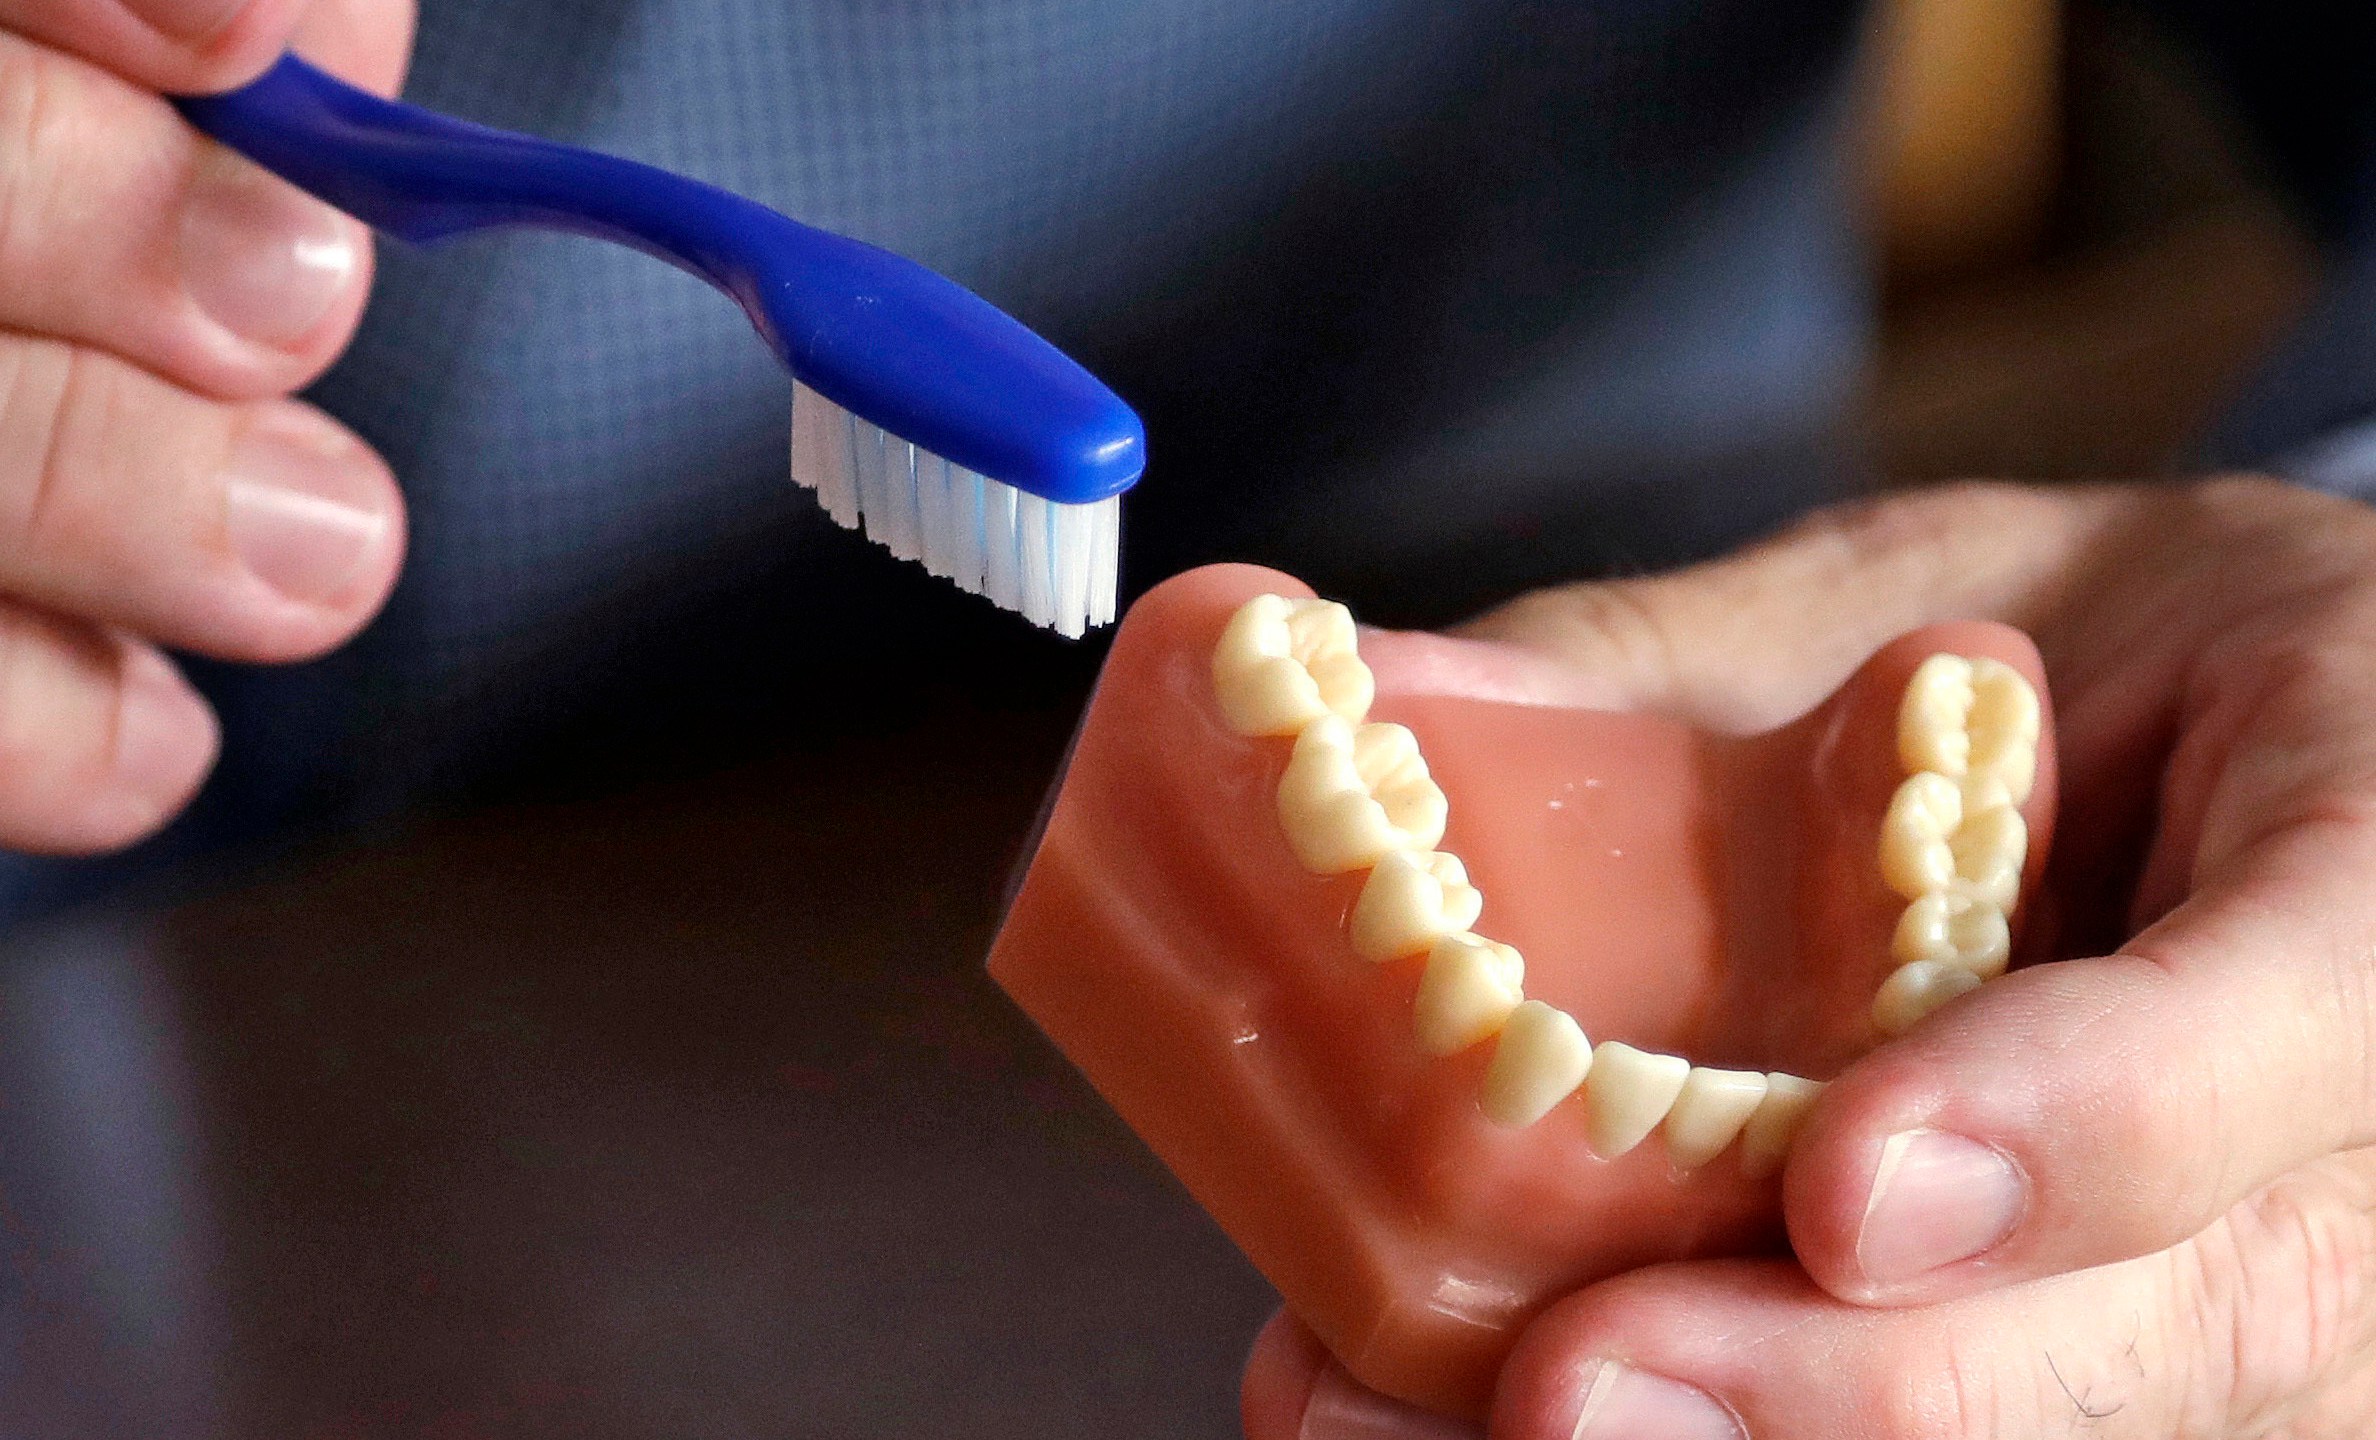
176 55 1143 638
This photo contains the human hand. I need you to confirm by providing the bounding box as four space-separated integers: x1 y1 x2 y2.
0 0 411 851
1243 478 2376 1439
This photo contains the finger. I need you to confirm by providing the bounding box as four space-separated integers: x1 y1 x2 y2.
0 602 215 851
0 0 312 92
1494 1153 2376 1440
0 332 404 661
1244 1311 1484 1440
1785 586 2376 1306
1457 482 2137 731
285 0 414 95
0 29 372 398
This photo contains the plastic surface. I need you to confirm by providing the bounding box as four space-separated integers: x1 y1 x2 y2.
176 56 1144 504
986 565 2059 1417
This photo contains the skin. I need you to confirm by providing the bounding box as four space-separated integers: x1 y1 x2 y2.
1244 479 2376 1439
0 0 414 851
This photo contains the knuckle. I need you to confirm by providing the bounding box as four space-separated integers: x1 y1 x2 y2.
2161 1162 2376 1437
1870 1322 2036 1440
0 335 95 565
0 34 80 278
2225 1167 2376 1427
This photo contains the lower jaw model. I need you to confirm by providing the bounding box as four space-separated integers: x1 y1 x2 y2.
988 564 2058 1419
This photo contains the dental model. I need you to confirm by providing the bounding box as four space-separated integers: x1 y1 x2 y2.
989 566 2056 1419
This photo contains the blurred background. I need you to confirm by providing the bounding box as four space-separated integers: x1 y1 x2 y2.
0 1 2335 1435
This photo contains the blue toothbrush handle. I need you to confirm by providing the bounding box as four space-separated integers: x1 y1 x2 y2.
174 55 1144 504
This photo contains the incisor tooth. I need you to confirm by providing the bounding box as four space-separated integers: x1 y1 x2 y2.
1349 850 1484 962
1413 933 1525 1057
1480 1001 1592 1129
1880 771 1963 899
1890 892 2011 977
1949 803 2027 910
1663 1068 1770 1170
1966 659 2040 806
1898 655 1975 777
1872 959 1985 1035
1740 1073 1823 1179
1276 717 1449 873
1583 1042 1691 1159
1211 594 1375 736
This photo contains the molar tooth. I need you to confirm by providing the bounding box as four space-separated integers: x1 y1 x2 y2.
1276 718 1448 873
1662 1068 1770 1170
1479 1001 1592 1129
1582 1042 1691 1159
1898 655 1976 777
1879 771 1964 899
1413 933 1526 1057
1351 724 1449 849
1959 771 2015 813
1890 892 2011 978
1966 659 2041 806
1211 594 1374 736
1739 1073 1823 1179
1350 850 1484 963
1949 804 2027 910
1872 960 1986 1035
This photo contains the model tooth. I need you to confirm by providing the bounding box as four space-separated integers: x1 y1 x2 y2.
1879 771 1963 899
1582 1042 1691 1159
1480 1001 1592 1129
1872 959 1986 1035
1898 655 1976 777
1949 803 2026 910
1662 1068 1770 1170
1351 723 1450 849
1413 933 1526 1057
1350 850 1484 963
1966 659 2040 806
1958 771 2016 813
1276 717 1448 873
1739 1073 1823 1179
1890 892 2010 978
1212 594 1375 737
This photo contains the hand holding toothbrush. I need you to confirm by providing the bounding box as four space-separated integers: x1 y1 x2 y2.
0 0 411 851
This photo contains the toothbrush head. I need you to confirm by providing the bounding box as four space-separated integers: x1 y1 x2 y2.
753 225 1144 639
790 381 1124 638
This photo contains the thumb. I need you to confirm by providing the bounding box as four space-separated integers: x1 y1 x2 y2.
1456 482 2131 732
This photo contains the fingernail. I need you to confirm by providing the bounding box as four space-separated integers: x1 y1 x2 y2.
112 648 215 818
1855 1129 2026 1286
181 150 358 350
129 0 250 41
1566 1361 1742 1440
1299 1363 1481 1440
222 417 392 605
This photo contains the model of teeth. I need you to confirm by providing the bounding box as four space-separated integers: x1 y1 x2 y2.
1874 654 2041 1035
1211 592 1854 1173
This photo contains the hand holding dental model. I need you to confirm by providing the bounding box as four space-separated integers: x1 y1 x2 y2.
998 479 2376 1439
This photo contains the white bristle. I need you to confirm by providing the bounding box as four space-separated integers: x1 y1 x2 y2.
788 380 1121 637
